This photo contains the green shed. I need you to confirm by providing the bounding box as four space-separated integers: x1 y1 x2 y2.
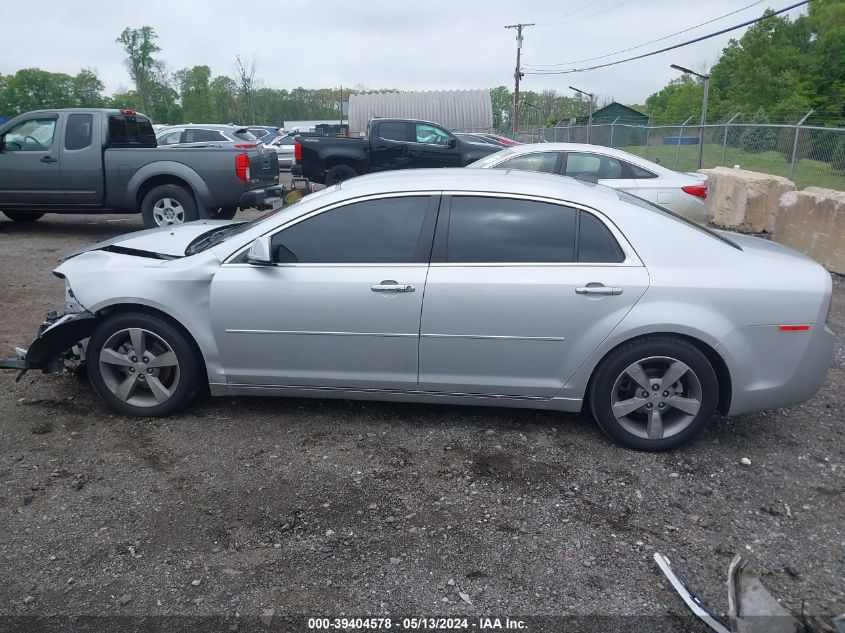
576 102 649 146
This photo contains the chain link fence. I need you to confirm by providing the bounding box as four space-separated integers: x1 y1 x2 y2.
507 120 845 191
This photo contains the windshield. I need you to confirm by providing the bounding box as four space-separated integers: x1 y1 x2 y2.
615 189 741 251
467 147 515 168
184 185 340 255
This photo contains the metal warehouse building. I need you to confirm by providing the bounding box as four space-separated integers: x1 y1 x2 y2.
347 90 493 135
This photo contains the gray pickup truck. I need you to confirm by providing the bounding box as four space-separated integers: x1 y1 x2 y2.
0 108 282 228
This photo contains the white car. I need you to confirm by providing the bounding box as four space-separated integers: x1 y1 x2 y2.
265 134 297 169
469 143 708 223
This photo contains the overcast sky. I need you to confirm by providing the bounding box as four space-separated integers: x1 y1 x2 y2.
0 0 808 104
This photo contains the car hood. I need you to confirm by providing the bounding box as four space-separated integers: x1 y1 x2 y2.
63 220 237 260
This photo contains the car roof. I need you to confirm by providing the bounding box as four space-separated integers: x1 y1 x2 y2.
487 142 674 174
332 168 623 208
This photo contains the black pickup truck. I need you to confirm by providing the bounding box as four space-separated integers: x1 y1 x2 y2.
0 108 282 228
291 118 499 185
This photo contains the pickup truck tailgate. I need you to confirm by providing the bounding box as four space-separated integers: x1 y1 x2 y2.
250 145 279 187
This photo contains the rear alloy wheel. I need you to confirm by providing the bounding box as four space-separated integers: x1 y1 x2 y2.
141 184 198 228
87 313 203 417
325 164 357 186
589 336 718 451
3 211 44 222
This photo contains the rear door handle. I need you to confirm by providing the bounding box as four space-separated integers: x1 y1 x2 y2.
372 281 415 293
40 156 57 163
576 284 623 296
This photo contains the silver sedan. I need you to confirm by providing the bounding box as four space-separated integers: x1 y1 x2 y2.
469 143 709 223
11 169 834 451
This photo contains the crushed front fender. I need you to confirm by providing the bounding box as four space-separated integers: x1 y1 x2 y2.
12 311 98 372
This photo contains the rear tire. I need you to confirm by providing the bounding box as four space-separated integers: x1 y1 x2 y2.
588 335 718 451
325 164 357 186
141 184 198 228
87 312 204 417
3 211 44 222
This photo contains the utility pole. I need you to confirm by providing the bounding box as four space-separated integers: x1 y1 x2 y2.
671 64 710 169
505 22 534 135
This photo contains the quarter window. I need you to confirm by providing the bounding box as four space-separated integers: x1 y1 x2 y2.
578 212 624 263
494 152 559 173
65 114 93 150
446 197 577 263
626 162 658 178
565 152 623 179
271 196 430 264
3 118 56 151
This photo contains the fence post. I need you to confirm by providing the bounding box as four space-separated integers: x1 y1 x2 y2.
721 112 741 167
609 116 621 149
675 116 693 169
789 109 814 181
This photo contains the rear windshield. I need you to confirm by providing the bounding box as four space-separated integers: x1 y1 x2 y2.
108 115 156 146
615 189 741 250
234 129 258 142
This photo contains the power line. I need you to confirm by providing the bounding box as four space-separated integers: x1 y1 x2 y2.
524 0 810 75
524 0 766 68
541 0 633 27
539 0 602 26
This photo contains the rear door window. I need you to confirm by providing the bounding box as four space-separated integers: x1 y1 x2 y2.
157 129 183 145
378 122 409 142
564 152 623 179
494 152 560 173
445 196 577 263
64 114 94 150
185 128 218 143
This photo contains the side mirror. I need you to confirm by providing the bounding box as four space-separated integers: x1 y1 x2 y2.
446 137 457 149
246 235 273 265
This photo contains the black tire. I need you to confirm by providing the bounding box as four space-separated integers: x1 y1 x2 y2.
210 205 238 220
588 335 719 451
3 211 44 222
140 184 198 229
325 164 357 186
87 312 204 417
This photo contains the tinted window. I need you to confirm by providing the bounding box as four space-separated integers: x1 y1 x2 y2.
109 115 155 146
65 114 93 150
378 122 408 142
626 162 658 178
578 212 624 263
495 152 559 173
3 118 56 151
271 196 429 263
158 129 183 145
234 129 258 142
447 197 576 263
565 152 623 179
415 123 451 145
185 129 216 142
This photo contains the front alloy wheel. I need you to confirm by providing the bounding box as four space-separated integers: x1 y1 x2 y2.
87 313 203 416
589 336 718 451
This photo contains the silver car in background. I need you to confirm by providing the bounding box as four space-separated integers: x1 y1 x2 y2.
265 134 297 169
156 124 260 146
469 143 709 223
10 169 834 451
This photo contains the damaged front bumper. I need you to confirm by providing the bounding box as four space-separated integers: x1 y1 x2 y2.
0 309 97 379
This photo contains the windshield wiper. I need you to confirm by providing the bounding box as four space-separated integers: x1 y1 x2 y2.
185 223 246 255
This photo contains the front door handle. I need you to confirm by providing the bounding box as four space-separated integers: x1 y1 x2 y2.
41 156 57 163
576 284 623 296
372 281 415 293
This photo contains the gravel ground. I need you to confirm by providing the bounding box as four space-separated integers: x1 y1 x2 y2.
0 206 842 631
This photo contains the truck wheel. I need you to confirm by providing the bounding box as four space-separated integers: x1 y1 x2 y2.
325 165 357 186
141 185 198 228
210 206 238 220
3 211 44 222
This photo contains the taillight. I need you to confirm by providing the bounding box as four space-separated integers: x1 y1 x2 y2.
233 143 257 148
235 153 250 183
120 108 136 115
294 141 302 162
682 184 707 199
779 325 810 332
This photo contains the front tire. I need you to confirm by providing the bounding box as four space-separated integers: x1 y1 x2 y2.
325 164 357 186
87 312 203 417
141 184 198 228
3 211 44 222
589 336 718 451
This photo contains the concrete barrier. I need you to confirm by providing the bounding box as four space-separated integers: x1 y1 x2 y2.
698 167 796 233
773 187 845 275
